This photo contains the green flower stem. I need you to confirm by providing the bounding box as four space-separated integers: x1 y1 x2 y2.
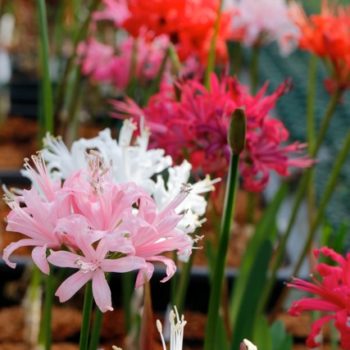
204 0 224 89
38 271 54 350
249 45 260 94
37 0 54 137
122 272 134 333
259 90 341 312
306 55 318 244
174 252 195 315
79 282 93 350
55 0 100 121
306 55 317 153
88 308 104 350
293 130 350 276
204 153 240 350
168 44 181 75
270 130 350 316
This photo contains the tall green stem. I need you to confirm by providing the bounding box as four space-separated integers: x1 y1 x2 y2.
306 55 318 241
38 271 54 350
204 154 239 350
174 253 195 314
122 272 134 333
55 0 100 121
79 282 93 350
204 0 223 89
259 90 340 311
88 308 104 350
204 109 246 350
37 0 54 137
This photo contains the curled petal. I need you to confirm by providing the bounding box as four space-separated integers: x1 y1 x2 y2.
147 256 176 283
306 315 334 348
3 239 40 269
135 262 154 288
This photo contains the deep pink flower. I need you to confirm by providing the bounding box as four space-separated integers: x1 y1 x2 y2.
112 74 312 192
288 247 350 350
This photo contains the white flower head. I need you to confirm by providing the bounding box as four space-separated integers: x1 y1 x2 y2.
232 0 300 55
157 306 187 350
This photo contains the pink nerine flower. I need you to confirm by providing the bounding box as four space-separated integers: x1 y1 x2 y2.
78 34 169 90
288 247 350 350
3 156 71 274
112 74 312 192
48 226 144 312
3 153 195 312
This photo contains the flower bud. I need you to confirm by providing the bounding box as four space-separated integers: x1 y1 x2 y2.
228 108 246 155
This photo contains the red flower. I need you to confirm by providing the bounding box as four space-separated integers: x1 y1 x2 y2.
112 74 312 192
288 247 350 350
291 1 350 93
121 0 234 63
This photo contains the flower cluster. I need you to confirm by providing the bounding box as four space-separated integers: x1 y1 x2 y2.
291 1 350 93
113 74 312 192
3 154 193 312
78 34 169 90
288 247 350 350
4 121 217 312
231 0 299 55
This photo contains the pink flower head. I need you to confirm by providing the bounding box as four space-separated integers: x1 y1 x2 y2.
3 156 70 274
117 185 192 288
112 74 312 192
93 0 130 27
288 247 350 350
78 33 169 90
3 152 195 311
48 227 145 312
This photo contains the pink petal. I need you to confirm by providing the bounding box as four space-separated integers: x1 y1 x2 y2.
135 262 154 288
2 239 40 268
147 256 176 283
92 269 113 312
55 271 92 303
48 251 80 268
32 245 49 274
101 256 145 273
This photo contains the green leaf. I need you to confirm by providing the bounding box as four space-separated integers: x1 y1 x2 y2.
270 321 293 350
215 315 229 350
253 315 272 350
229 184 287 327
230 239 273 350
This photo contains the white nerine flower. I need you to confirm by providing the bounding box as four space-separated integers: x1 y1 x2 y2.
157 307 186 350
232 0 299 55
23 119 218 247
